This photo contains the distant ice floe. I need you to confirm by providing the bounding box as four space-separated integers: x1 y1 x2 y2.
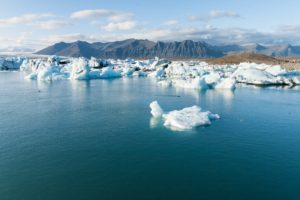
2 55 300 90
0 57 25 70
150 101 220 131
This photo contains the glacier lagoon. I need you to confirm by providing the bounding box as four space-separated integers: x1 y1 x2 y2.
1 72 300 199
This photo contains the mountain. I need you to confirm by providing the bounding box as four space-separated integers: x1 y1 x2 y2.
205 52 278 65
36 39 224 59
37 39 300 59
218 43 300 57
37 41 99 58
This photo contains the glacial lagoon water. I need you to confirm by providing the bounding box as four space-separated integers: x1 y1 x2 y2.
1 72 300 200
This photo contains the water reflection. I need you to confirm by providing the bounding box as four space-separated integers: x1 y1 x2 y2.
173 87 206 103
36 79 52 92
70 79 91 96
206 90 235 108
218 90 235 101
150 117 161 129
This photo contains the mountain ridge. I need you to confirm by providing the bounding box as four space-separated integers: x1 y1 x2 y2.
36 39 300 59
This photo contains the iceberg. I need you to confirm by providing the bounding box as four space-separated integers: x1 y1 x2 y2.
232 67 280 85
172 77 208 90
265 65 287 76
149 101 164 118
204 72 221 86
70 58 90 80
214 78 236 90
99 67 121 79
37 65 53 81
0 57 24 70
148 67 166 78
150 101 220 131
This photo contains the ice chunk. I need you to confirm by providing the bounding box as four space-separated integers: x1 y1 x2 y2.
150 101 164 118
122 67 135 76
0 57 24 70
157 80 172 87
148 68 165 78
132 71 146 77
99 67 121 79
150 101 220 131
70 58 90 80
150 57 169 69
204 72 221 85
172 77 208 90
232 67 278 85
265 65 287 76
292 77 300 85
37 65 53 81
163 106 220 131
214 78 236 90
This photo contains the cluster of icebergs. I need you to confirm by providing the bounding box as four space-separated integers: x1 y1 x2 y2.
0 57 25 70
150 101 220 131
19 56 149 81
12 56 300 91
157 61 300 90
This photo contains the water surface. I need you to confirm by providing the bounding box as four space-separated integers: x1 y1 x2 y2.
1 72 300 200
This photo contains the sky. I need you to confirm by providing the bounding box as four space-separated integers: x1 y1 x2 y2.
0 0 300 51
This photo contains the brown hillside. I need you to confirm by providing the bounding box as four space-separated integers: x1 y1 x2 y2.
205 53 278 65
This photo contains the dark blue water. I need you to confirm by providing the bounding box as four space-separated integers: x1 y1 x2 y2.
1 72 300 200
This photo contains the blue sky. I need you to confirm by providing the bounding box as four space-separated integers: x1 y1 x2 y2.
0 0 300 50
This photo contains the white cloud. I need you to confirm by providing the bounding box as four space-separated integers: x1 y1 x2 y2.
70 9 133 22
70 9 114 19
189 10 240 22
209 10 240 18
24 24 300 51
46 33 100 43
108 13 133 22
5 23 300 51
0 13 52 26
36 20 71 30
0 32 48 50
163 20 178 26
101 20 138 32
0 13 71 30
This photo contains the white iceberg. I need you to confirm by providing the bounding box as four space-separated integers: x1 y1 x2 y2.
99 67 121 79
149 101 164 118
265 65 287 76
203 72 221 86
148 67 166 78
214 78 236 90
0 57 24 70
232 67 278 85
150 101 220 131
37 65 53 81
70 58 90 80
172 77 208 90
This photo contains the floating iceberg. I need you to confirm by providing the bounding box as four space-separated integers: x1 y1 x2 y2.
69 58 90 80
150 101 220 131
99 67 121 79
172 77 208 90
149 101 164 118
148 67 166 78
0 57 24 70
214 78 236 90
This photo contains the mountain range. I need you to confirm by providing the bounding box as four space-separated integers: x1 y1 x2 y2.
36 39 300 59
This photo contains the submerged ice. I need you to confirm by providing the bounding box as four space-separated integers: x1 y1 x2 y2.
150 101 220 131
